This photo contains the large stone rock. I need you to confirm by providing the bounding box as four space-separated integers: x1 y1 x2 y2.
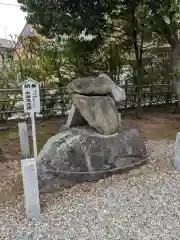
67 74 126 104
72 94 119 135
66 105 87 128
68 76 111 95
36 127 147 192
99 74 126 104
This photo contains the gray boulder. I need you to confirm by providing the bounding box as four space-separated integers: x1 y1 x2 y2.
36 127 147 191
72 94 119 135
68 76 111 95
99 74 126 104
67 74 126 104
66 105 87 128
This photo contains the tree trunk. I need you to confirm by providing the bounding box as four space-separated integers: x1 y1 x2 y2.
136 68 143 118
171 44 180 112
133 66 143 118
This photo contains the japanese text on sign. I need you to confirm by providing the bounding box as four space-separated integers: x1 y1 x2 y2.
22 79 40 113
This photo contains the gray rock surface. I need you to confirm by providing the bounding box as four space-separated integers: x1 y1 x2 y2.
67 74 126 104
68 76 111 95
36 127 147 191
72 94 119 135
66 105 87 128
99 74 126 103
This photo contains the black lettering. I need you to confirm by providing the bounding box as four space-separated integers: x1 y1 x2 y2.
24 84 30 88
31 84 36 88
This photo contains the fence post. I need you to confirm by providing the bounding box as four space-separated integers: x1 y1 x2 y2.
41 88 46 116
21 158 41 220
125 80 128 109
150 84 153 106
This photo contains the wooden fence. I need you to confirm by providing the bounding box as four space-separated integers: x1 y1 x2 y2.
124 83 175 108
0 83 176 121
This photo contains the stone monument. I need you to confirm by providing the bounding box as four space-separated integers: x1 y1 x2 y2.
36 74 147 192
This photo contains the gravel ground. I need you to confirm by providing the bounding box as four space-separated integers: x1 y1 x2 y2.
1 140 180 240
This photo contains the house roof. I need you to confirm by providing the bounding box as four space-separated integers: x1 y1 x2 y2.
18 23 28 38
18 23 34 39
0 38 14 49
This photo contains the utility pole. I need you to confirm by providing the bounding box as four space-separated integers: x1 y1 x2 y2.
4 26 8 39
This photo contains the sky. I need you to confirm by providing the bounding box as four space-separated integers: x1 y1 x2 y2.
0 0 26 40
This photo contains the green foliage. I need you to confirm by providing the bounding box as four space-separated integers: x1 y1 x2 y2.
0 54 20 121
14 36 55 84
2 0 180 117
145 0 180 47
17 0 113 38
64 37 105 77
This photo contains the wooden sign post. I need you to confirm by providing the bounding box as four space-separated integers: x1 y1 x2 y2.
21 78 41 220
22 78 40 157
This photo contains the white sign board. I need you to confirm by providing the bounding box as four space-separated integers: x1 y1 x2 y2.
22 78 40 113
21 79 41 221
